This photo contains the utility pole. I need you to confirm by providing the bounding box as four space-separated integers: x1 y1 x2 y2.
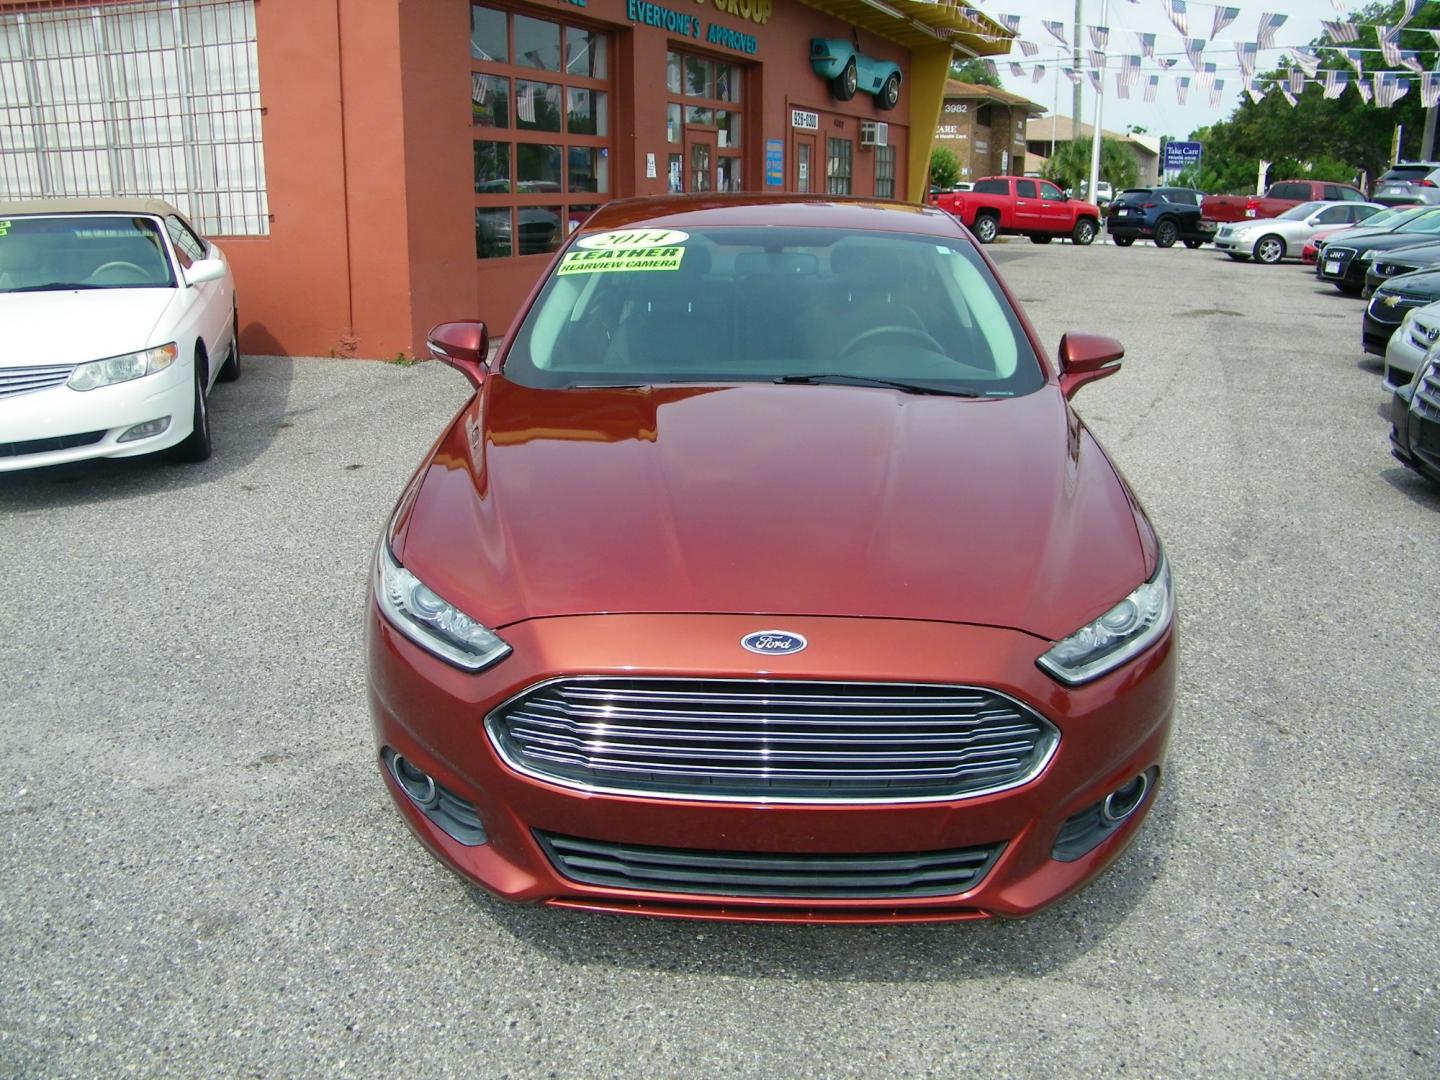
1086 0 1108 225
1073 0 1083 129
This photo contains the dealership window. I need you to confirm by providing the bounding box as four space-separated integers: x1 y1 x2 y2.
666 49 744 193
471 5 611 259
826 138 852 195
0 0 268 235
874 145 895 199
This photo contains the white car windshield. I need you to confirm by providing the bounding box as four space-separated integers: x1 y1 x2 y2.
503 226 1045 398
0 215 174 292
1279 202 1324 221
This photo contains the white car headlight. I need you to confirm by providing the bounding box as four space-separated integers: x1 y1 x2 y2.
1038 552 1173 686
375 543 511 671
67 343 178 391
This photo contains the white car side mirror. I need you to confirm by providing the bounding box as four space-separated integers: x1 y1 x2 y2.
185 258 226 286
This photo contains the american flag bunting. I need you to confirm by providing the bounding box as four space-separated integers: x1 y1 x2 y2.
1042 20 1068 48
1322 21 1358 45
1378 28 1401 68
1423 72 1440 109
1235 42 1257 79
1163 0 1188 39
1185 38 1206 71
1211 6 1240 40
1089 25 1110 49
1176 76 1191 105
1209 78 1224 108
1019 40 1040 57
1144 75 1160 103
1255 14 1287 51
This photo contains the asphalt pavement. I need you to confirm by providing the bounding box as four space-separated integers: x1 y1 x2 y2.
2 241 1437 1078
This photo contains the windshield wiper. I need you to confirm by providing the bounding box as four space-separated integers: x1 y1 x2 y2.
2 282 107 293
775 373 981 398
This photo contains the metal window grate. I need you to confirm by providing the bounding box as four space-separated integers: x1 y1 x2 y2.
0 0 268 236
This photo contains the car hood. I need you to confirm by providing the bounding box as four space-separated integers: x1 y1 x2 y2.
0 288 177 368
1374 241 1440 267
397 379 1151 641
1379 269 1440 298
1342 232 1440 254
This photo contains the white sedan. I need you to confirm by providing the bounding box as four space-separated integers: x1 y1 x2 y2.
1213 200 1385 264
0 197 237 470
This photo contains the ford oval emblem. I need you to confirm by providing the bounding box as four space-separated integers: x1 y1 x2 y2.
741 630 808 656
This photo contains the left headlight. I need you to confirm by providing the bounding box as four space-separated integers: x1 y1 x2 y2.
374 543 511 672
1038 551 1173 686
68 343 178 391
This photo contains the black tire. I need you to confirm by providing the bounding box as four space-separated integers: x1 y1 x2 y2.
1113 235 1136 247
1226 252 1251 262
1183 239 1205 249
1030 234 1053 244
1254 234 1286 265
1153 219 1179 248
171 349 212 463
1072 217 1097 246
973 213 999 244
217 305 240 382
832 58 858 101
877 72 900 111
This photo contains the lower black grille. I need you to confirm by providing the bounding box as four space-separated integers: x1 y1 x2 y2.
0 430 105 458
536 831 1005 899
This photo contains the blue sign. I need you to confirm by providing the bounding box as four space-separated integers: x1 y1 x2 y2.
1164 141 1203 173
765 139 784 187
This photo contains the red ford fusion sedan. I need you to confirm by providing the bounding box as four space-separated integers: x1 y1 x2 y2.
367 195 1176 924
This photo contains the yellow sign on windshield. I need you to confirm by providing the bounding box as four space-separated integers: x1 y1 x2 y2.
557 246 685 275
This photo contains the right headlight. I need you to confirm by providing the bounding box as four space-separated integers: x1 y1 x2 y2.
1038 551 1173 686
67 343 177 391
374 543 511 671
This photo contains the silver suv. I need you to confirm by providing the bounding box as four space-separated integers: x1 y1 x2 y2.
1375 163 1440 206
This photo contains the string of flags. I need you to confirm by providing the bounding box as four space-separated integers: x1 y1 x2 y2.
960 0 1440 110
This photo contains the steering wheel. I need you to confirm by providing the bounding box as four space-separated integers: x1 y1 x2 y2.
838 324 946 359
87 261 149 284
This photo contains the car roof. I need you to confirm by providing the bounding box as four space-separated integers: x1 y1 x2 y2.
576 194 965 238
0 196 185 218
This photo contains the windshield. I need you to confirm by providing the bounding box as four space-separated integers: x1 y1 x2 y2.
1278 202 1323 221
0 215 174 292
503 226 1045 398
1371 205 1431 231
1398 208 1440 234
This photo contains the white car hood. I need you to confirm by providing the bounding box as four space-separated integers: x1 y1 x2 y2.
0 289 179 368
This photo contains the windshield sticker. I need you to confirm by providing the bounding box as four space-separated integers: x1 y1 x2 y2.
575 228 689 251
0 221 9 236
557 247 686 275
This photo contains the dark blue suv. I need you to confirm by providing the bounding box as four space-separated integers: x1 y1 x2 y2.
1106 187 1209 249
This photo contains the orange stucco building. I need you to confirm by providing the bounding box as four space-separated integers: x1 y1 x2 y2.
0 0 1011 357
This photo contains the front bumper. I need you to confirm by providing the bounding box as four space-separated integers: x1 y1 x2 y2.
368 608 1176 923
0 358 194 471
1383 319 1430 388
1391 382 1440 484
1364 309 1403 357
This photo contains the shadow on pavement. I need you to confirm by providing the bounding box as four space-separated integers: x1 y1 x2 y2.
468 769 1180 983
0 351 296 511
1379 465 1440 510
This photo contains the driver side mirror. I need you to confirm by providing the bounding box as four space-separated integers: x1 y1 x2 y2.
427 321 490 387
184 258 226 286
1057 333 1124 400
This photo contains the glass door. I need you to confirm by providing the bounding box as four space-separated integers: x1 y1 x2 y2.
793 134 815 193
685 129 717 193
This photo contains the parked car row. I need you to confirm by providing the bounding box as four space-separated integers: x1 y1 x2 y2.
1269 202 1440 487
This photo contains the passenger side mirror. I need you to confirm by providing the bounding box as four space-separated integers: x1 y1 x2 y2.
184 258 226 286
1057 333 1124 400
427 321 490 387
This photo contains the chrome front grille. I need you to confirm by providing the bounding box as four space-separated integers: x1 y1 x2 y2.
1416 364 1440 419
536 831 1006 899
0 364 75 398
487 678 1059 803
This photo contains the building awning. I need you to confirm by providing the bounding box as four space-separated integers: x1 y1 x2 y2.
792 0 1013 56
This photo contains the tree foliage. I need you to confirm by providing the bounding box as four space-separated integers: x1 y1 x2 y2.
929 145 961 190
951 58 1001 88
1042 137 1140 194
1184 0 1438 193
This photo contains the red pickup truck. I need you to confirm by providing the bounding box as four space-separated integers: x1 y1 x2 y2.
931 176 1102 245
1199 180 1370 233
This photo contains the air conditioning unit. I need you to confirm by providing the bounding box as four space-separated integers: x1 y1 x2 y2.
859 121 888 148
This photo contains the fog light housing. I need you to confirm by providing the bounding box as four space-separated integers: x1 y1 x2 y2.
117 416 171 443
382 747 487 846
1052 767 1159 863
